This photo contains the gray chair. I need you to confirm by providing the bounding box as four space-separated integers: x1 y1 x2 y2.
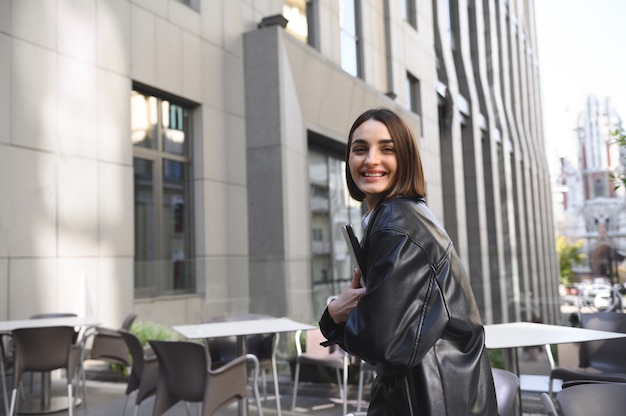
118 330 158 416
8 326 83 416
88 313 137 367
492 368 519 416
556 382 626 416
548 312 626 397
29 313 88 400
291 328 349 415
206 314 281 415
149 340 263 416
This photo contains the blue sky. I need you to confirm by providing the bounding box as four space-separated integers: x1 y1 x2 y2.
534 0 626 167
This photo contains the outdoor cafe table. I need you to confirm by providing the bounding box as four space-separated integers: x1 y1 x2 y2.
0 315 101 415
483 321 626 416
484 321 626 372
173 316 315 416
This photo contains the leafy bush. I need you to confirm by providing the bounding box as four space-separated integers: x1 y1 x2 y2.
130 320 180 346
488 348 504 369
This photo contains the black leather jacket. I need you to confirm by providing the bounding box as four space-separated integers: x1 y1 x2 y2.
320 196 498 415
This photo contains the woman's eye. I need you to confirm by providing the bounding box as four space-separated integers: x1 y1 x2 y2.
352 146 367 153
383 146 396 153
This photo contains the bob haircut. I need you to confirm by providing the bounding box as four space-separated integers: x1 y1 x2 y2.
345 108 426 202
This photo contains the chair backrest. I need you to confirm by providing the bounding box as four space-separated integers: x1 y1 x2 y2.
150 340 207 403
120 329 158 404
246 333 275 361
579 312 626 371
297 328 343 359
11 326 76 386
491 368 519 416
206 314 274 364
30 313 80 343
121 313 138 331
119 330 145 375
557 382 626 415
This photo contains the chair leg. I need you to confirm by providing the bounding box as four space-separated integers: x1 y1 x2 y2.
335 368 343 400
290 362 301 412
357 367 364 412
121 393 130 416
71 365 87 413
271 359 281 416
260 369 267 399
1 358 9 416
9 388 18 416
252 372 264 416
343 364 348 413
336 361 348 416
80 365 88 410
67 383 74 416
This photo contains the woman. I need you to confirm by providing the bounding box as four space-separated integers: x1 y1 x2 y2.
319 108 498 415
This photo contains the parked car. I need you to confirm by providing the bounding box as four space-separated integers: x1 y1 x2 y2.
579 282 612 306
577 281 624 312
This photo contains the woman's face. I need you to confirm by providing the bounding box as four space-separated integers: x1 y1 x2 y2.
349 119 397 210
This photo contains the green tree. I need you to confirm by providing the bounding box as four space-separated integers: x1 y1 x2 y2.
556 236 585 285
610 128 626 190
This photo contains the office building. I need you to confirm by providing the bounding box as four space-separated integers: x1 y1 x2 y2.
0 0 558 326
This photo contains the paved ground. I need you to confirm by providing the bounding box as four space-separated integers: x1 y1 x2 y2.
1 348 552 416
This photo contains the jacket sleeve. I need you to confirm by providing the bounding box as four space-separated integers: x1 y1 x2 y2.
319 307 344 345
340 227 451 375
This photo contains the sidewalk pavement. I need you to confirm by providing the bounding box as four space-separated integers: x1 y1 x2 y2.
1 349 551 416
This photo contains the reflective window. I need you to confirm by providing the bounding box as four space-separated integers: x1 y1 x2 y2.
309 143 363 317
284 0 309 43
407 72 423 136
131 89 194 297
402 0 417 29
339 0 362 77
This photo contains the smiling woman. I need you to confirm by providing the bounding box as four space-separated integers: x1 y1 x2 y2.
319 108 499 415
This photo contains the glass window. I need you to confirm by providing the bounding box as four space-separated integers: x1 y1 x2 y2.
339 0 362 78
402 0 417 29
309 143 363 317
407 72 423 136
283 0 309 44
131 89 194 297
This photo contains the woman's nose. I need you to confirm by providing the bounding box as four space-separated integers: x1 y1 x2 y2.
365 149 380 165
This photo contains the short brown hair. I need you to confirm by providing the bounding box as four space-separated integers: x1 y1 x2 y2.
345 108 426 202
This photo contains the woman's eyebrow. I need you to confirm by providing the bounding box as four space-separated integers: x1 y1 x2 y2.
352 138 393 144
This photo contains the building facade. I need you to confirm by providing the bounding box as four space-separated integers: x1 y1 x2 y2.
0 0 559 328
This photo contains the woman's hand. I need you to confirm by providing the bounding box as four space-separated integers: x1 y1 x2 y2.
328 268 366 324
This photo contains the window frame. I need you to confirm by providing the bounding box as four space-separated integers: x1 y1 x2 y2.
131 84 196 298
402 0 418 29
339 0 364 78
407 72 423 136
